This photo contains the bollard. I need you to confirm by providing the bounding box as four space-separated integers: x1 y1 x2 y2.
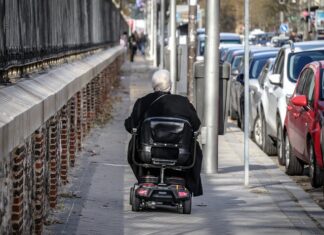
193 61 231 135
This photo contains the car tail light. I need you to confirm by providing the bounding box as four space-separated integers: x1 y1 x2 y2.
137 188 148 197
178 191 189 198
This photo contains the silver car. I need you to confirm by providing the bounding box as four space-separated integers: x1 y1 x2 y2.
248 58 276 155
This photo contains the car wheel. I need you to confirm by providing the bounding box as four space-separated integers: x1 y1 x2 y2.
253 114 262 147
309 141 324 188
285 133 303 175
261 112 276 155
277 118 285 165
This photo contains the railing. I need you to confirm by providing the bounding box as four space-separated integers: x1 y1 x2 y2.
0 0 128 83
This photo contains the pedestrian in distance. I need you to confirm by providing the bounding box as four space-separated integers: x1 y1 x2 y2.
120 31 128 49
129 32 138 62
124 69 203 197
138 32 147 56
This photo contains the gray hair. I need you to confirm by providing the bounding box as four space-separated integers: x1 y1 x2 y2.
152 69 171 92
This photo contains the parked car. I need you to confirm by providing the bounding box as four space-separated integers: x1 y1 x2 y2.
220 45 243 63
227 49 244 119
270 35 290 48
284 60 324 187
263 41 324 165
197 31 242 56
230 49 279 129
249 58 276 154
220 32 242 44
229 47 279 120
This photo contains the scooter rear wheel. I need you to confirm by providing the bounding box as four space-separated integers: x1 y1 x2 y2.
182 195 192 214
131 189 140 212
129 187 134 205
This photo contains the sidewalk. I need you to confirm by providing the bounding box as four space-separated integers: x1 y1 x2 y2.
45 57 324 235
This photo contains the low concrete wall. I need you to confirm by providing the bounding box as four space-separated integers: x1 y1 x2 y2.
0 46 125 234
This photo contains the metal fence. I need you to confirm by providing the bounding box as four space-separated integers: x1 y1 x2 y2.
0 0 127 74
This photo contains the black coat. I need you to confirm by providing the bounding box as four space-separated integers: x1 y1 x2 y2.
125 91 203 196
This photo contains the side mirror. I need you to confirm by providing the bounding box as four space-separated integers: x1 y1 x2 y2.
236 73 244 84
232 69 239 76
269 74 281 85
291 95 307 107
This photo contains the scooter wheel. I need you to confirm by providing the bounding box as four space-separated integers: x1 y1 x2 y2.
129 187 134 205
131 189 140 212
182 195 192 214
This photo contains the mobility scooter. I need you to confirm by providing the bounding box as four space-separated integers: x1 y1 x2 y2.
129 116 199 214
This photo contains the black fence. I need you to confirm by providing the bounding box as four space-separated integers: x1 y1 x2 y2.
0 0 128 74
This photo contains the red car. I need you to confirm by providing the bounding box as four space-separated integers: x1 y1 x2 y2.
284 60 324 188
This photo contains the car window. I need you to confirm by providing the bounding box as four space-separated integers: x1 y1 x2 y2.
273 50 284 74
258 61 270 87
288 50 324 82
295 69 309 94
250 58 270 79
277 53 285 77
199 41 205 56
232 56 243 70
220 39 241 44
302 69 315 108
226 51 235 63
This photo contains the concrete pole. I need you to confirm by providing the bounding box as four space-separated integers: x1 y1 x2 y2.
187 0 197 102
170 0 177 93
204 0 219 174
149 0 154 60
160 0 165 68
244 0 250 186
308 0 311 32
307 0 313 40
153 1 158 67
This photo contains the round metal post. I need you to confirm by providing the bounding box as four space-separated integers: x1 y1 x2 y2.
244 0 250 186
187 0 197 102
170 0 177 93
203 0 219 174
149 0 154 60
153 1 158 67
160 0 165 68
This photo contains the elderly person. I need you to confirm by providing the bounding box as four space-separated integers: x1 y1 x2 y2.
125 69 203 197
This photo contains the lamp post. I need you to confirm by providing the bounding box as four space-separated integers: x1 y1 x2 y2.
204 0 220 174
187 0 197 102
160 0 165 68
170 0 177 93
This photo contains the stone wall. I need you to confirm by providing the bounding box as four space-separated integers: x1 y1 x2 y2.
0 48 124 235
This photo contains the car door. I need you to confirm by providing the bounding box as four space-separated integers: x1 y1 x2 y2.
299 69 316 160
292 69 315 158
266 50 284 132
250 62 268 123
231 62 244 115
230 75 239 114
287 69 309 151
